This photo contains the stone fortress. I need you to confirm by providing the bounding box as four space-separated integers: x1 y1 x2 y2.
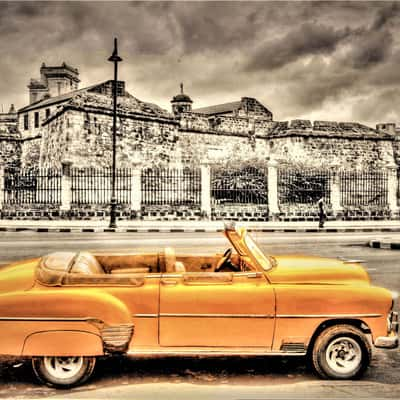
0 62 399 172
0 62 400 221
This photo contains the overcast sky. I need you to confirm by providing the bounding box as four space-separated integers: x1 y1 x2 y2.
0 1 399 126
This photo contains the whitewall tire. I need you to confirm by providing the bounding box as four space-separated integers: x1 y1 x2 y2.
32 356 96 388
312 324 371 379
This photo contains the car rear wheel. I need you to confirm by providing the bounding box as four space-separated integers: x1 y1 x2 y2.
32 356 96 388
311 324 371 379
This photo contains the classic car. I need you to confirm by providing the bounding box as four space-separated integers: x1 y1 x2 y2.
0 224 398 388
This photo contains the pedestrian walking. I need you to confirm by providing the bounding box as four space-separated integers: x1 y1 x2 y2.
317 197 326 228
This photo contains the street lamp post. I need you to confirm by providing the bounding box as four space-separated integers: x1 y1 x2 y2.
108 38 122 228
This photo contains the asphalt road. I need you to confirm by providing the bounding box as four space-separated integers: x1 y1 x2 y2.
0 231 399 399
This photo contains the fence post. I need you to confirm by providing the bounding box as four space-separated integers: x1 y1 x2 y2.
267 160 280 218
0 166 4 211
130 169 141 216
201 165 211 218
330 170 342 218
387 165 399 217
60 162 72 211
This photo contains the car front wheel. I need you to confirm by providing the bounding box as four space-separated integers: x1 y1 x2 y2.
311 324 371 379
32 356 96 388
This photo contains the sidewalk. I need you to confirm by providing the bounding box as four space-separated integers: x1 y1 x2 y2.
1 219 400 233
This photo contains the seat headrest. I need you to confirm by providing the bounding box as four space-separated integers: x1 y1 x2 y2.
164 247 176 273
174 261 186 273
70 251 104 274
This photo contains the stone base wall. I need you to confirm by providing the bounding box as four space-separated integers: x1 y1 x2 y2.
140 205 203 221
1 204 61 220
339 206 392 221
278 203 334 218
211 204 269 221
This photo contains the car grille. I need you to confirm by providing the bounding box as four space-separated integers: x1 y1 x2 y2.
101 324 134 352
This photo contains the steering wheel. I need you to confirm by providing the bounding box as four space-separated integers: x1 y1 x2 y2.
215 248 233 272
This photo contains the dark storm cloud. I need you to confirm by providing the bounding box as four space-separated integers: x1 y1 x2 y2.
244 23 351 71
0 1 400 126
372 2 400 29
341 2 400 69
352 88 400 123
348 29 393 69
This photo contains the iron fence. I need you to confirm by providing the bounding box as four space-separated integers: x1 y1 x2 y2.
1 167 393 211
278 169 332 204
71 168 132 204
398 168 400 206
141 168 201 206
211 166 268 205
3 168 62 204
340 170 388 206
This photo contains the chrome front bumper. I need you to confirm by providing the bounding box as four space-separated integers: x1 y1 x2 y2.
374 311 399 349
374 335 399 349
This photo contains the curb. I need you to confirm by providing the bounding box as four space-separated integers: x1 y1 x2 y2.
1 226 400 234
368 239 400 250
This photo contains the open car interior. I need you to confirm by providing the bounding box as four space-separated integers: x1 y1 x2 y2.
72 248 246 275
36 246 256 286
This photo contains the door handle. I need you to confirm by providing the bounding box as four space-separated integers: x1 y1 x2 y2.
161 279 178 286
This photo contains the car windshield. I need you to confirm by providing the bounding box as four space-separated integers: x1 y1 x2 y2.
243 233 273 271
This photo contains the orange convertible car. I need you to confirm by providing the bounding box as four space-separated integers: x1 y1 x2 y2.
0 225 398 387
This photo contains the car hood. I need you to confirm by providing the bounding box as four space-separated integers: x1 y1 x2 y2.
0 258 39 293
266 255 370 285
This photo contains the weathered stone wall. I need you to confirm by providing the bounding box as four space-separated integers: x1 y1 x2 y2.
0 113 18 136
392 136 400 166
21 137 41 168
179 112 274 136
39 111 74 168
178 130 268 165
0 137 21 169
40 108 180 168
177 130 395 170
267 136 395 169
38 106 396 172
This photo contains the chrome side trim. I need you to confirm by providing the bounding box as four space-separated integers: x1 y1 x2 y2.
134 314 158 318
160 313 274 318
0 316 103 322
127 349 306 357
161 274 183 278
159 313 382 319
276 313 382 319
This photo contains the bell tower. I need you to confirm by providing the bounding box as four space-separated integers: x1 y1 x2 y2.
171 83 193 115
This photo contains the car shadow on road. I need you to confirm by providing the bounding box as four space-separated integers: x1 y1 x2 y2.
94 355 314 386
0 352 398 398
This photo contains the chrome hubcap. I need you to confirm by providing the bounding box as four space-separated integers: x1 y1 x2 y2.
43 356 83 379
325 337 362 374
